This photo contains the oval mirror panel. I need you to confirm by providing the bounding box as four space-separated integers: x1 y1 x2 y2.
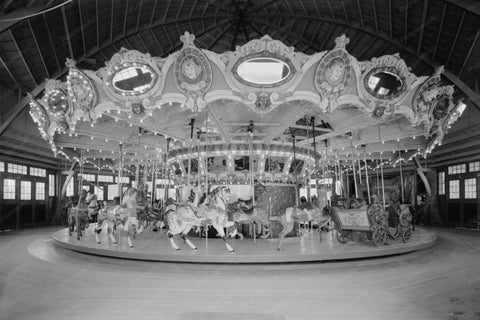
366 70 404 98
48 90 68 115
236 57 291 86
112 65 155 94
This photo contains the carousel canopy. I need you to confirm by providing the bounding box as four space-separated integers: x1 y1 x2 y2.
0 0 478 179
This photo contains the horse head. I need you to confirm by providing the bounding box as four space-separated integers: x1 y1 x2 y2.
77 189 88 208
208 186 231 209
121 187 138 208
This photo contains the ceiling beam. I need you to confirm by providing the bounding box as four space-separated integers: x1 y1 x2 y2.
163 0 172 23
288 125 333 132
123 0 130 36
432 1 447 60
371 0 378 34
136 34 150 52
0 54 21 89
136 0 143 32
404 0 408 47
149 0 158 26
149 29 162 54
96 0 99 49
445 11 466 67
388 0 392 39
27 19 49 78
61 6 74 59
230 17 241 51
416 0 429 55
340 0 349 25
8 29 37 86
325 0 337 22
459 30 480 76
207 21 234 50
189 0 198 19
42 13 60 71
356 0 364 28
175 0 185 21
77 0 86 56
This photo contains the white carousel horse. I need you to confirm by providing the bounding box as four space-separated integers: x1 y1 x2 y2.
113 187 145 248
67 189 89 240
194 186 236 252
86 192 100 220
161 186 210 251
94 201 118 245
275 187 331 251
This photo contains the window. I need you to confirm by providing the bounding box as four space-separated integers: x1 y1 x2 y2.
108 184 118 200
30 167 46 177
78 173 95 182
115 176 129 183
49 174 55 196
0 161 4 172
20 181 31 200
465 178 477 199
94 186 104 201
469 161 480 172
98 175 114 183
36 182 45 200
8 163 27 175
66 178 74 197
448 164 466 175
3 179 16 199
449 180 460 199
438 172 445 195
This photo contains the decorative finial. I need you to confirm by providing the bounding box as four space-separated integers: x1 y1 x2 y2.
65 58 77 69
334 34 350 49
180 31 196 48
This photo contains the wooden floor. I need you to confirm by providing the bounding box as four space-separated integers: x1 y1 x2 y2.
52 225 437 263
1 226 480 320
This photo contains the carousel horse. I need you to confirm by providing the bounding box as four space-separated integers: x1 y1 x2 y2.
94 200 119 244
226 199 273 240
113 187 146 247
275 187 331 251
86 192 100 220
67 189 90 240
160 186 210 251
191 185 236 253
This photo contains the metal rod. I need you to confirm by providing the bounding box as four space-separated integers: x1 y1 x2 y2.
364 150 370 204
118 143 123 203
399 150 404 203
350 140 358 198
311 117 319 196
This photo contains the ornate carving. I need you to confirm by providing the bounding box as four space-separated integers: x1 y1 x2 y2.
174 32 212 112
66 59 98 123
315 35 352 112
41 79 70 133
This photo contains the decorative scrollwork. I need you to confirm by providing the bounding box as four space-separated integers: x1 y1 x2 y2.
174 32 212 112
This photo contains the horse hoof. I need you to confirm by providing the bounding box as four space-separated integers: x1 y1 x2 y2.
129 245 134 248
229 250 236 254
277 247 283 252
192 248 198 251
175 248 180 251
97 241 101 244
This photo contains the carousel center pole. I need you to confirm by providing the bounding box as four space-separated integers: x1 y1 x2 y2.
248 120 255 243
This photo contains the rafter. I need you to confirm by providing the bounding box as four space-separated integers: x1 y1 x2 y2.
42 13 60 71
325 0 337 21
77 0 86 56
417 0 429 55
123 0 130 36
388 0 392 39
176 0 185 21
163 0 172 23
110 0 114 43
9 30 37 86
136 0 143 32
432 1 447 59
445 11 466 67
404 0 408 47
61 6 74 59
356 0 364 28
230 17 241 51
371 0 379 35
163 26 174 49
207 21 234 50
459 33 480 76
28 20 49 78
341 0 349 25
137 34 150 52
96 0 99 49
149 29 163 54
0 55 20 89
319 24 337 50
149 0 158 26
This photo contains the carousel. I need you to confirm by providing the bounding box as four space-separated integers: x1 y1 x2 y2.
29 32 462 263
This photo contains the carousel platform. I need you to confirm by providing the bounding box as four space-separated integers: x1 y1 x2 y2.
52 226 437 264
